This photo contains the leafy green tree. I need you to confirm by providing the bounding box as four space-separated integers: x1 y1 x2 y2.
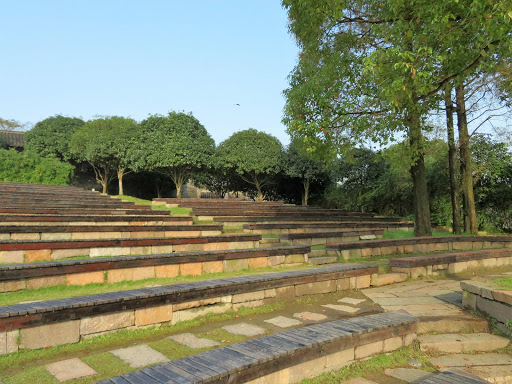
282 0 512 235
69 116 139 195
137 112 215 198
285 138 330 205
0 149 74 185
217 129 283 201
25 115 84 161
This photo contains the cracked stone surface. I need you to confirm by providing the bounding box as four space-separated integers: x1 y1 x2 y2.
322 304 360 313
45 358 97 382
293 312 328 321
338 297 366 305
264 316 302 328
168 333 220 349
222 322 266 337
110 344 169 368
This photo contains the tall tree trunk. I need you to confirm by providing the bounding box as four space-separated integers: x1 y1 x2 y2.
303 177 310 206
456 83 478 234
175 176 184 199
445 86 462 234
408 105 432 237
255 179 263 201
117 169 124 196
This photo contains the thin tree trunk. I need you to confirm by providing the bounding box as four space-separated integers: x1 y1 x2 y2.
456 83 478 234
408 104 432 237
175 175 184 199
117 169 124 196
445 86 462 234
303 177 310 206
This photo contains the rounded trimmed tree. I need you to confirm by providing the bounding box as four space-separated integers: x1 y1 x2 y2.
218 129 283 201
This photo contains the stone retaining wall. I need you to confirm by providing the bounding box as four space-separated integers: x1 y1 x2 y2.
0 264 377 353
280 230 384 246
390 249 512 278
0 234 261 264
461 280 512 336
327 236 512 259
243 222 413 235
0 246 310 292
99 311 418 384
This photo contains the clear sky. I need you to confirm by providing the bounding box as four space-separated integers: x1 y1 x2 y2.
1 1 299 145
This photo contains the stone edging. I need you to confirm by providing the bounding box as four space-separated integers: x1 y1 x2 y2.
98 311 418 384
0 263 377 353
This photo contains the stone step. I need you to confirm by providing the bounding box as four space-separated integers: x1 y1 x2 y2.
370 272 408 287
310 249 327 257
417 314 489 335
260 238 281 244
419 333 510 353
309 256 338 265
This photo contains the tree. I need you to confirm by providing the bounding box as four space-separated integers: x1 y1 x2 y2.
285 138 329 205
137 112 215 198
282 0 512 236
69 116 139 195
217 129 283 201
25 115 84 161
0 118 23 131
0 148 74 185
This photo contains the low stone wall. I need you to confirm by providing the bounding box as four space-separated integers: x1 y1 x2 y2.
99 311 418 384
0 246 311 292
0 215 193 226
0 234 262 264
462 280 512 336
327 236 512 260
280 230 384 246
390 249 512 278
0 264 377 353
243 222 413 235
0 224 223 241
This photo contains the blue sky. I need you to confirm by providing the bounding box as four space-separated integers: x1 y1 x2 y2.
1 1 299 145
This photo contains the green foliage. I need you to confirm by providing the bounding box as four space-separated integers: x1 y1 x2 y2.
25 115 84 161
0 149 74 185
217 128 283 200
137 112 215 197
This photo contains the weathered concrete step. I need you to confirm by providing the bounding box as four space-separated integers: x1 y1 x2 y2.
417 314 489 334
419 333 510 353
309 256 338 265
370 272 408 287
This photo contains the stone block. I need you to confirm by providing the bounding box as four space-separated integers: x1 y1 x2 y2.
20 321 80 349
202 260 223 274
0 250 24 264
337 278 351 291
155 264 179 278
383 336 403 352
350 275 371 289
295 280 336 296
0 280 26 293
45 357 97 382
129 246 152 255
248 257 268 269
0 234 10 241
482 258 497 268
11 233 40 241
342 249 362 260
371 273 407 287
462 291 477 309
172 303 232 324
408 266 427 279
233 299 265 311
452 241 473 250
380 246 398 255
203 242 228 251
90 247 128 257
51 248 90 260
325 348 354 369
180 262 202 276
41 233 72 241
288 356 326 382
173 243 204 252
264 288 276 298
26 275 66 289
285 254 305 264
150 245 174 254
0 330 19 354
223 258 249 272
276 286 295 300
66 271 104 286
403 244 415 254
473 241 484 250
80 311 134 335
173 297 221 311
269 255 285 266
492 290 512 306
448 262 467 274
135 304 173 326
354 340 384 359
107 268 132 283
233 290 266 304
476 296 512 325
403 333 417 346
133 266 155 280
244 368 290 384
25 249 51 263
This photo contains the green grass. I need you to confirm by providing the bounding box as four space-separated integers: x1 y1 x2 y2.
382 229 472 239
114 195 192 216
299 345 435 384
311 244 326 250
193 218 215 224
495 277 512 289
0 265 311 306
222 225 244 233
262 233 279 239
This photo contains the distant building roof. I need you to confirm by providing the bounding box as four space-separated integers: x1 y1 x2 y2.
0 130 24 148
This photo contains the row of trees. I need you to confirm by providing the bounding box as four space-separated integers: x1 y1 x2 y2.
282 0 512 235
22 113 329 202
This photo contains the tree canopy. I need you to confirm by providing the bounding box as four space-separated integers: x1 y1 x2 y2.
25 115 85 161
217 128 283 201
137 112 215 198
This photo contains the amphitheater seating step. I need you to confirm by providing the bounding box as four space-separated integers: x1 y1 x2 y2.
419 333 510 353
97 310 418 384
309 256 338 265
